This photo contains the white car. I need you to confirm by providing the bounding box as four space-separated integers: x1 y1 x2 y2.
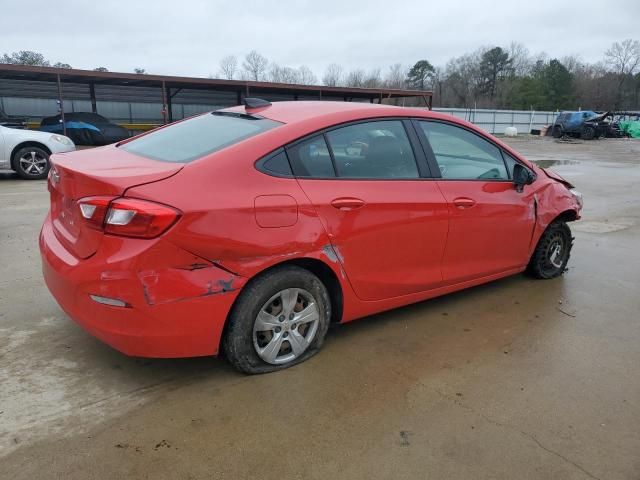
0 125 75 179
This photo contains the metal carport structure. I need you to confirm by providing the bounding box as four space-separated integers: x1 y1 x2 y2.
0 64 432 134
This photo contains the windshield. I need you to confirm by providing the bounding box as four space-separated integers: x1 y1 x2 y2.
120 112 281 163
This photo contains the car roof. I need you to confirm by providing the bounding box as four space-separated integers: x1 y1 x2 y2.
223 101 434 124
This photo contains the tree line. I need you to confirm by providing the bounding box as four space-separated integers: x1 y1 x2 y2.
218 41 640 111
3 39 639 111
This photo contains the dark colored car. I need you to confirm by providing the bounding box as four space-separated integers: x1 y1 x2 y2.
40 112 130 146
551 111 610 140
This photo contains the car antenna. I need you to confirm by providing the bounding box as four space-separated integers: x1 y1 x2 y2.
244 98 272 110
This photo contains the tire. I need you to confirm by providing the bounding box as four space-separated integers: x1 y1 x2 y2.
13 146 50 180
78 129 94 146
527 221 573 279
552 125 563 138
581 125 596 140
222 265 331 374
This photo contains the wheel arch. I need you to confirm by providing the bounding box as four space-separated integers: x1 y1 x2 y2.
554 209 579 223
227 256 344 327
284 257 344 324
10 141 52 170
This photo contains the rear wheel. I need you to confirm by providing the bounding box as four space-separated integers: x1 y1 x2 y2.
223 266 331 374
552 125 563 138
13 146 50 179
527 221 573 279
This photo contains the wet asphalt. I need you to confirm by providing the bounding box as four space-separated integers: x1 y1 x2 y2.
0 137 639 479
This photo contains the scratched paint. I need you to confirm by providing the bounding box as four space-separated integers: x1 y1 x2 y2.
137 266 239 306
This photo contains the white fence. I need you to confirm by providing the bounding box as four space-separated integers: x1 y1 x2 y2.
429 108 559 135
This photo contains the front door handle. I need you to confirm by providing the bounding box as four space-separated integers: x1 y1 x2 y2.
453 197 476 209
331 197 365 211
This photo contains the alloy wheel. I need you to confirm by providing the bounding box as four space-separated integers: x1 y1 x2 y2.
19 151 48 176
253 288 320 365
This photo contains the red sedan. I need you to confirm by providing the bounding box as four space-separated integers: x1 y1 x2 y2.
40 100 583 373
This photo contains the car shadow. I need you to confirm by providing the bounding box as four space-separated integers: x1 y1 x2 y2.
0 170 21 180
75 271 567 384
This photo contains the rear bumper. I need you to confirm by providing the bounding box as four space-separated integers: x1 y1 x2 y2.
39 214 244 358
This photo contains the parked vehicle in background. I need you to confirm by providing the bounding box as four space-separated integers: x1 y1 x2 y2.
0 125 75 179
610 112 640 138
552 110 610 140
40 112 130 146
40 100 583 374
0 105 27 129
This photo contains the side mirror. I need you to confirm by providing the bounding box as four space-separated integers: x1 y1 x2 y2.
513 164 534 192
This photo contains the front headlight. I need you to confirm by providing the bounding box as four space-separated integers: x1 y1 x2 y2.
51 134 73 146
570 188 583 209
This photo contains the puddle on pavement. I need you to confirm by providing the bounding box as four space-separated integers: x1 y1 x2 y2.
532 159 580 168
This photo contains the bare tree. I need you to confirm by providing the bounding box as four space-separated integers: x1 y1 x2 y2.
432 66 445 106
322 63 343 86
362 68 382 88
604 39 640 108
297 65 317 85
508 42 532 77
219 55 238 80
605 39 640 76
268 63 300 84
242 50 268 81
53 62 72 69
93 67 109 72
384 63 406 88
345 69 365 87
444 50 483 106
560 54 583 74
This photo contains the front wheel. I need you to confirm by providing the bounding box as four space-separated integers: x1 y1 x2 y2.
527 221 573 279
222 266 331 374
581 125 596 140
13 146 50 179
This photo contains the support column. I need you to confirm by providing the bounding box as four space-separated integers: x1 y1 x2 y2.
56 74 66 136
161 81 168 124
89 83 97 113
165 84 173 122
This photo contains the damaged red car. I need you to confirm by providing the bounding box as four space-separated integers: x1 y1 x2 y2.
40 99 583 373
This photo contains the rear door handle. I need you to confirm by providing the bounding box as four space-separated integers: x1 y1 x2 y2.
453 197 476 209
331 197 365 211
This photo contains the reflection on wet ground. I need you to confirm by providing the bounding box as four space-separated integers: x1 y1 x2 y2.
532 159 580 168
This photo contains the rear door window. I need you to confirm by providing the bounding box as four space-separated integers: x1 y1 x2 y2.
120 112 281 163
325 121 419 179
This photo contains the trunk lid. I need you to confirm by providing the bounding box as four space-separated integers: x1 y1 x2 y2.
48 145 182 259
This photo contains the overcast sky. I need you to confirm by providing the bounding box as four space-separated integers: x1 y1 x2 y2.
2 0 639 78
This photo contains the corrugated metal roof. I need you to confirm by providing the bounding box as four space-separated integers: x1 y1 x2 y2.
0 64 432 100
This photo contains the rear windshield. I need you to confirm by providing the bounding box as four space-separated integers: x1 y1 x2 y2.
120 112 281 163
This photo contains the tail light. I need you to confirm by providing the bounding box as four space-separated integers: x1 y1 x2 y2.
78 196 112 230
77 197 181 238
